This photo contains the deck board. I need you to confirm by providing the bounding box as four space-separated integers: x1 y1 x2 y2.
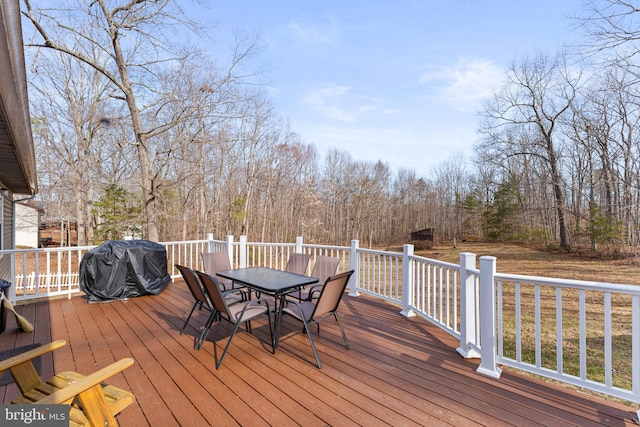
0 279 637 426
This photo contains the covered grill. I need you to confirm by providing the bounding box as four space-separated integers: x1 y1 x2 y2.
79 240 171 302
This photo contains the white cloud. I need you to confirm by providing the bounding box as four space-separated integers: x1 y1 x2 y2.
302 84 381 123
420 59 504 113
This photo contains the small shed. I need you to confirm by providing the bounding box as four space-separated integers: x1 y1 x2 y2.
410 228 434 242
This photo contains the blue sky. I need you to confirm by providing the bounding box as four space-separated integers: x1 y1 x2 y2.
194 1 585 177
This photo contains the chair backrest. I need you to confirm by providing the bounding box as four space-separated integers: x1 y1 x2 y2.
176 264 209 307
312 270 354 319
310 256 340 285
285 252 311 275
201 252 233 288
196 270 231 318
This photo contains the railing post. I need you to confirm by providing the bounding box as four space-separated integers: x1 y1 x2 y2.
400 244 416 317
9 251 15 301
476 256 502 378
295 236 303 253
239 235 247 268
206 233 215 253
348 239 359 296
633 295 640 397
225 235 234 267
457 252 480 358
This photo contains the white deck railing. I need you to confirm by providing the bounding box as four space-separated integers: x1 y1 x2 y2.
492 265 640 403
1 237 638 404
356 247 402 304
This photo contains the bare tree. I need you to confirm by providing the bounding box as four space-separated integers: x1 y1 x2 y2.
479 52 582 248
29 48 126 245
22 0 258 241
580 0 640 65
431 152 471 242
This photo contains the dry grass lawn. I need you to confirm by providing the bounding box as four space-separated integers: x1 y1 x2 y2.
416 241 640 285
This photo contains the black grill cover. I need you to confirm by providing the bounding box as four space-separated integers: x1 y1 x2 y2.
79 240 171 302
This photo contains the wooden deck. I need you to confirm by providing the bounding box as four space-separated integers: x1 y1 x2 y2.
0 279 638 426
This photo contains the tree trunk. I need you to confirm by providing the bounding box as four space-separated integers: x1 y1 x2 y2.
101 2 159 241
546 140 569 248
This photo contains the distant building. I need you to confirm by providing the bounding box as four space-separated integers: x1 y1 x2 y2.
410 228 434 242
15 203 41 248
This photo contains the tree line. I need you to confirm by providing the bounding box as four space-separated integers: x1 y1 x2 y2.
20 0 640 254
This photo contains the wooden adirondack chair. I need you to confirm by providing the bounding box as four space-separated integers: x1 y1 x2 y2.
0 340 135 427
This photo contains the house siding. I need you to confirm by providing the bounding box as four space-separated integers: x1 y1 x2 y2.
0 194 12 282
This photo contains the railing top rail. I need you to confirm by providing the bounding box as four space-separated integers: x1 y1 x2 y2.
244 242 296 247
466 267 480 275
410 254 460 269
301 244 350 251
495 271 640 294
1 239 214 256
159 239 210 245
0 245 96 255
358 247 402 257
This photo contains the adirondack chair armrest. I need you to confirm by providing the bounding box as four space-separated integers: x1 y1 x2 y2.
34 358 135 426
36 358 135 405
0 340 67 394
0 340 66 373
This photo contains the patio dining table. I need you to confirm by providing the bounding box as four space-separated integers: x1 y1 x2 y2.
216 266 318 349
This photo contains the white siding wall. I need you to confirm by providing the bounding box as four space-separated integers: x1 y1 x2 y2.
15 203 38 248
